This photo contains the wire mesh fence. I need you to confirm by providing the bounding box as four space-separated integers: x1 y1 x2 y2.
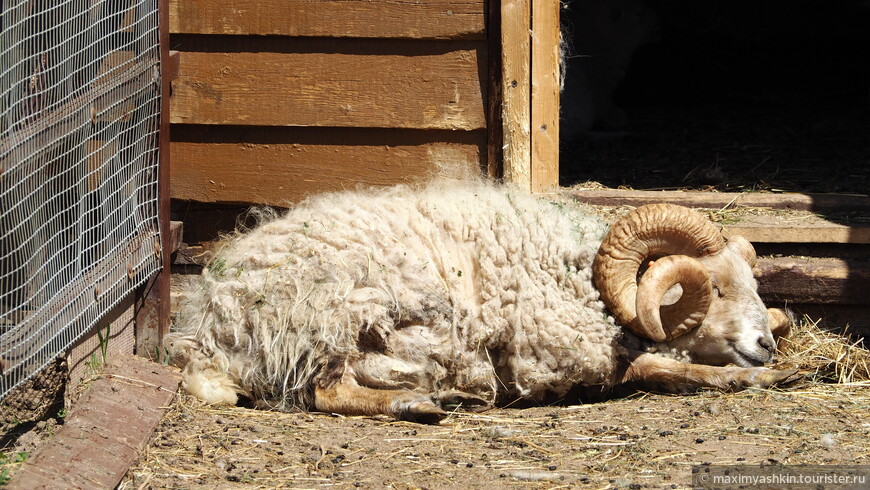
0 0 162 401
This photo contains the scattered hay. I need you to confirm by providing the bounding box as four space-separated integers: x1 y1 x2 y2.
115 314 870 489
120 382 870 489
777 315 870 384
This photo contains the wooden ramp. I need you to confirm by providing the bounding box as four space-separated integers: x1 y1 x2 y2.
8 356 180 489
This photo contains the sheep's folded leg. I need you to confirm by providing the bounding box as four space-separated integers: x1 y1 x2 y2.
314 373 446 424
619 351 800 393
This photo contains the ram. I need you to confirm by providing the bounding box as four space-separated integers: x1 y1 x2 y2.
166 180 795 423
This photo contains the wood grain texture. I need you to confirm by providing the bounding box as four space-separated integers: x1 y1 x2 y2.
565 189 870 214
721 217 870 245
565 188 870 244
500 0 532 189
756 257 870 305
170 126 485 205
530 0 560 194
169 0 486 39
170 45 486 130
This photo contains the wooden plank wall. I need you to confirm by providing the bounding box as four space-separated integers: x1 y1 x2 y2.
168 0 490 206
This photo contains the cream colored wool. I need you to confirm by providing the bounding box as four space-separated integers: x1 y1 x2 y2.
167 180 621 410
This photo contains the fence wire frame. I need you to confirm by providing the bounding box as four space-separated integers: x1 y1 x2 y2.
0 0 163 401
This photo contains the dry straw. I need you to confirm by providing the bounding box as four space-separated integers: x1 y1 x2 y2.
776 315 870 384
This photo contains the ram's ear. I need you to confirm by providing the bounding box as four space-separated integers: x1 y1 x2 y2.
726 235 757 267
768 308 793 348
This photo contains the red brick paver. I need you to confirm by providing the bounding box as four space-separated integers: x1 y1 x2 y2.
9 355 180 489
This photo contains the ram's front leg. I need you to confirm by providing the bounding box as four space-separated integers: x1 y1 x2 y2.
314 363 446 424
618 351 799 393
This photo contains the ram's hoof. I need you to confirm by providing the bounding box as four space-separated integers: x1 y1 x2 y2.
434 390 490 409
396 399 448 424
752 367 801 388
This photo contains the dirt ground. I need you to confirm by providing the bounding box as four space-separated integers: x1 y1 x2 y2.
118 379 868 489
115 309 870 489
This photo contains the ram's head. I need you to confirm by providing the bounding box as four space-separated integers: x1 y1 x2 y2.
593 203 791 367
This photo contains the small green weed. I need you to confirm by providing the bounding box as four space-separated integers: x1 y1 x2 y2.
85 323 111 375
0 451 29 485
97 324 110 364
208 257 228 276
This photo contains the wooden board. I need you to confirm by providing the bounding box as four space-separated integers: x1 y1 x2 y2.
500 0 532 188
485 0 503 179
530 0 560 194
565 188 870 244
170 126 485 205
9 356 179 489
721 217 870 245
170 44 486 130
753 243 869 260
566 189 870 214
169 0 486 39
757 257 870 306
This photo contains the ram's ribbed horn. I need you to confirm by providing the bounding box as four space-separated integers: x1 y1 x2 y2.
593 203 725 341
726 235 757 267
636 255 712 341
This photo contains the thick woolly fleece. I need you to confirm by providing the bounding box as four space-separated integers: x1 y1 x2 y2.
167 180 622 410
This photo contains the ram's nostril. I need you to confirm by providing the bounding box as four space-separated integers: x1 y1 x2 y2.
758 336 775 353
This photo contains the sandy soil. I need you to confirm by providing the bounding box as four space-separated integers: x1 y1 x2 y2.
119 379 868 489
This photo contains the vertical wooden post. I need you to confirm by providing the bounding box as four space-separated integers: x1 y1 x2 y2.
499 0 560 193
530 0 560 194
500 0 532 189
135 0 171 360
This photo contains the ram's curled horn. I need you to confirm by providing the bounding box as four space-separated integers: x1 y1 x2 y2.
635 255 713 341
592 203 725 342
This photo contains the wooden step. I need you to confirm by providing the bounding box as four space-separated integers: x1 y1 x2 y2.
566 189 870 245
721 216 870 245
566 189 870 214
8 356 179 489
756 257 870 306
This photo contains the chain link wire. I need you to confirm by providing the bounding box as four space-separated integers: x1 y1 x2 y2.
0 0 162 401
